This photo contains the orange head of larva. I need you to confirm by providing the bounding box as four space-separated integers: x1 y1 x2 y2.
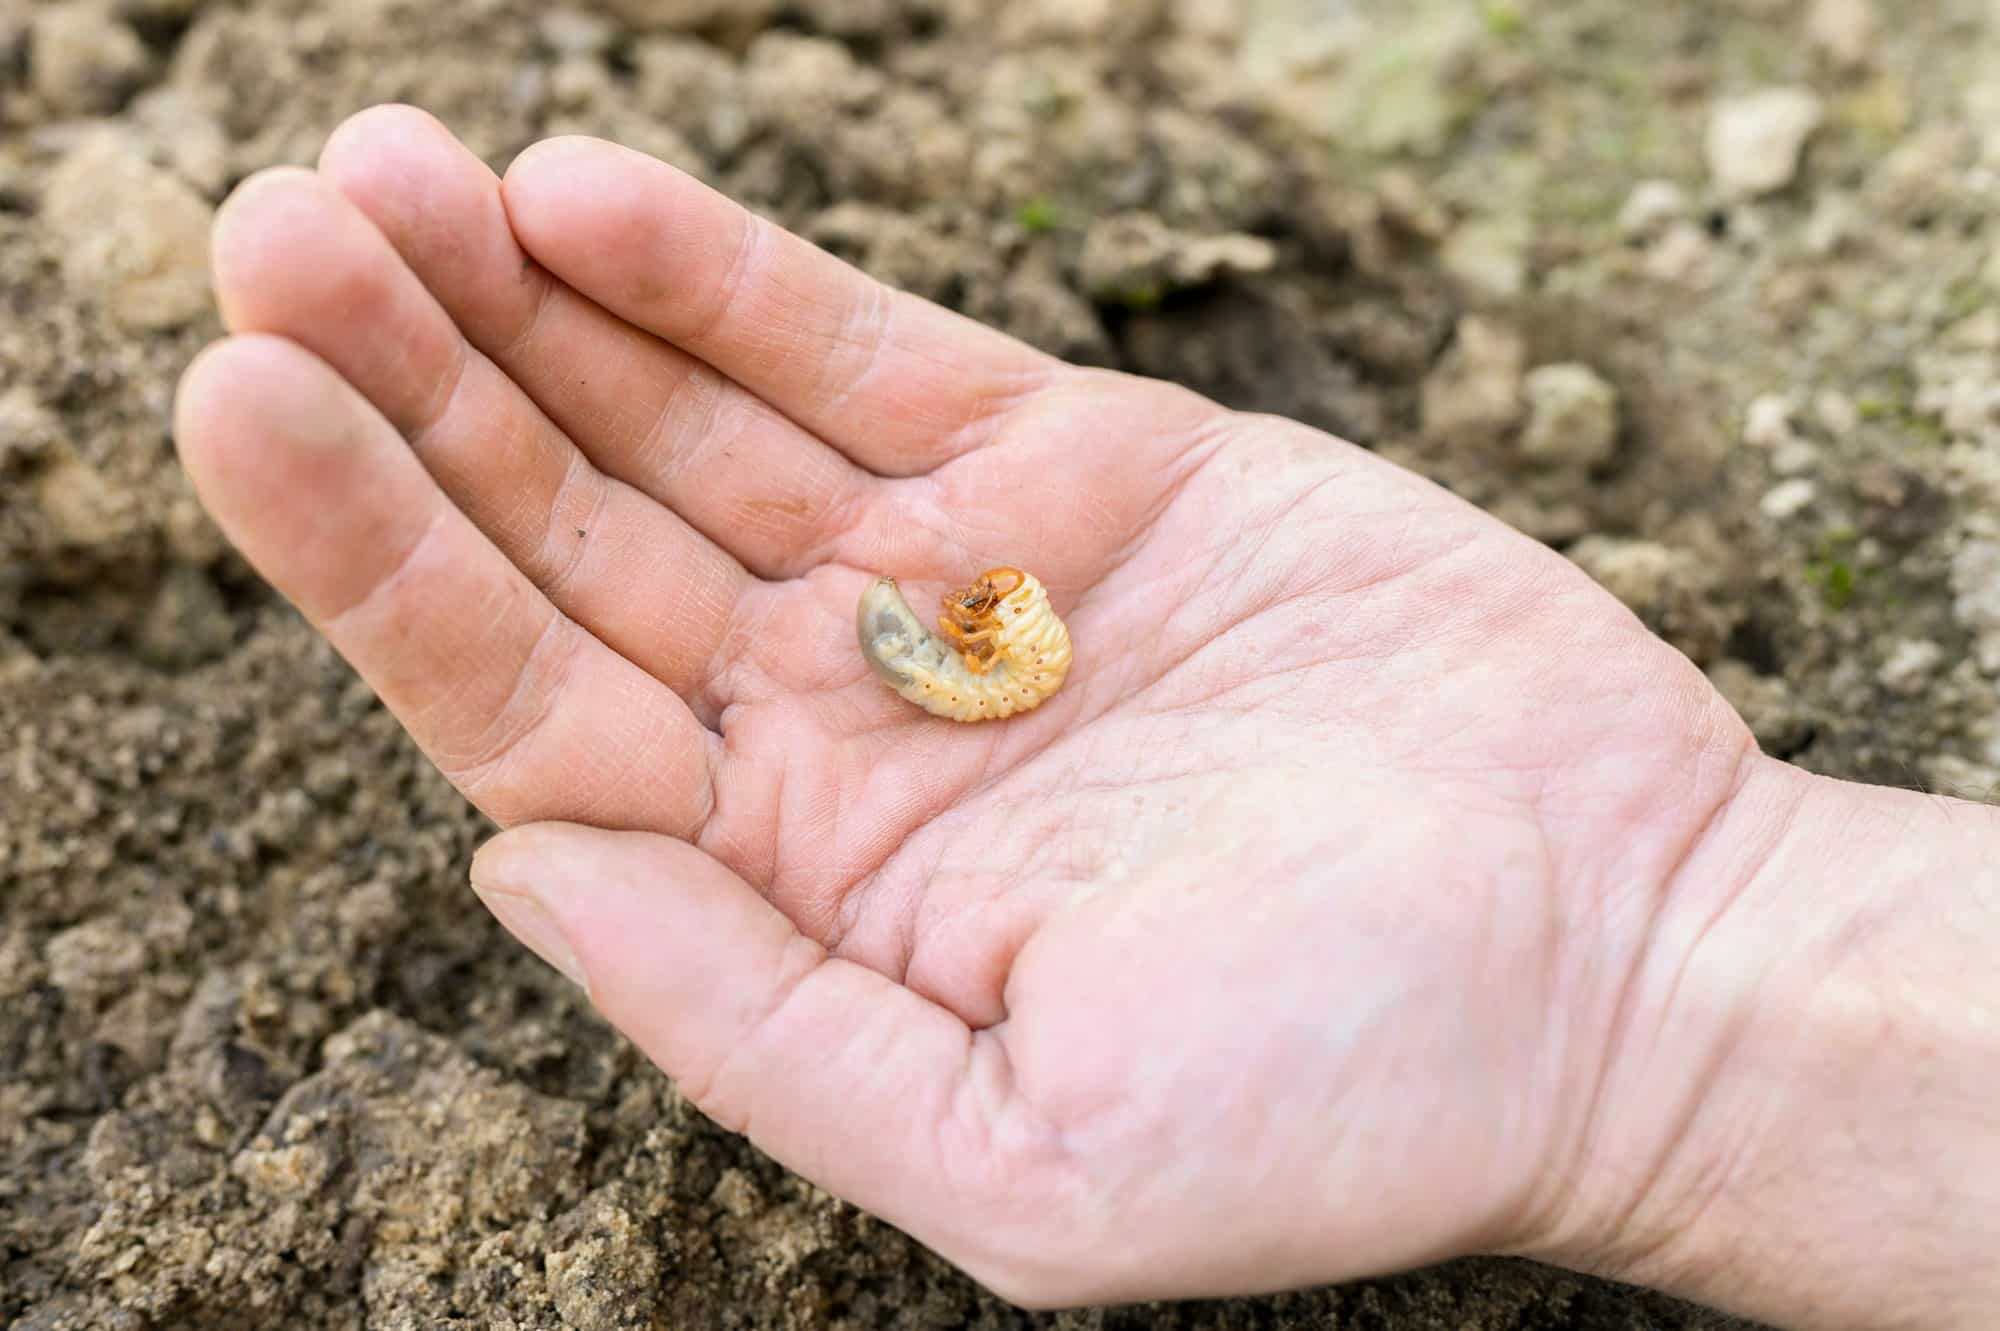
937 567 1028 673
939 568 1023 627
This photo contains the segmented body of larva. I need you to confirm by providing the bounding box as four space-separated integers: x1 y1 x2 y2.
856 567 1073 722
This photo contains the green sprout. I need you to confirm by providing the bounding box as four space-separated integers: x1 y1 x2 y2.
1015 197 1061 233
1109 282 1163 311
1805 528 1863 611
1481 2 1525 38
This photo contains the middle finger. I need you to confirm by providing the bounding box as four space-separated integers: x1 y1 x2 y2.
318 105 881 580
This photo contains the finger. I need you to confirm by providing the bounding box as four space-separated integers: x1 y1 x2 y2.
174 334 717 836
317 105 878 577
502 136 1067 479
209 165 748 710
470 822 1061 1280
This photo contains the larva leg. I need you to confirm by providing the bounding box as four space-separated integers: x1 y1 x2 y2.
943 625 1003 673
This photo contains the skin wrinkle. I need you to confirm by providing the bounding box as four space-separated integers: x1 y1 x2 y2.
524 446 612 605
1080 408 1242 575
320 493 456 631
791 479 876 577
631 354 729 489
761 739 792 916
669 196 769 354
494 253 560 360
447 608 586 806
1543 741 1766 1267
824 727 1030 974
678 928 831 1136
700 705 944 955
894 341 1068 473
1118 519 1488 729
693 573 840 721
644 551 745 728
1104 443 1432 663
403 318 475 446
920 376 1230 582
802 274 898 456
935 1037 1107 1301
881 743 1233 1019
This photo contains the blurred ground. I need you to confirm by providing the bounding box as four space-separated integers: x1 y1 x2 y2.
4 0 1996 1326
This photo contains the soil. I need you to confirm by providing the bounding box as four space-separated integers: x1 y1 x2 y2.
4 0 1995 1326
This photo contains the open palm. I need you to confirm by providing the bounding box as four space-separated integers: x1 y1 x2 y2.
177 107 1759 1305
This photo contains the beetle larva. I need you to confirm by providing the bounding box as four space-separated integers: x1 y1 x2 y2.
856 567 1073 722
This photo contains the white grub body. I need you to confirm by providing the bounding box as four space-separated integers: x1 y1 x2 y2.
856 572 1073 722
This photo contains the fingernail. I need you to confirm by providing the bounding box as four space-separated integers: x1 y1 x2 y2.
471 884 588 989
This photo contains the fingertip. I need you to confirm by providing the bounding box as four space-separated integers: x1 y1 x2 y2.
470 820 572 895
467 830 592 990
170 333 398 577
209 167 326 327
171 336 236 451
501 135 648 240
172 333 310 469
502 133 612 187
319 102 450 176
318 103 464 218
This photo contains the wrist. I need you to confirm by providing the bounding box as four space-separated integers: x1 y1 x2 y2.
1538 755 2000 1329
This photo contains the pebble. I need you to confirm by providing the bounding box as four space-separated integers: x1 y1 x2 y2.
28 2 149 116
1617 179 1690 240
598 0 781 28
45 915 148 998
1706 87 1824 200
1519 363 1620 467
1171 0 1240 41
42 134 214 331
539 8 619 54
1760 478 1818 519
1807 0 1877 69
1967 81 2000 168
1569 536 1737 663
1878 638 1945 694
1645 222 1716 284
34 454 133 547
0 387 58 467
1771 439 1822 475
1076 212 1275 299
1929 754 2000 799
1419 316 1525 442
1951 539 2000 672
1803 194 1856 256
163 492 228 567
1569 537 1685 613
0 627 37 683
1915 365 2000 440
1940 307 2000 353
137 567 235 671
1814 388 1861 437
1708 660 1814 755
1743 393 1797 448
129 89 231 197
1439 215 1528 301
1372 168 1451 241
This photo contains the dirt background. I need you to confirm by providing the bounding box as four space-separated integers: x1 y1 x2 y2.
4 0 1996 1326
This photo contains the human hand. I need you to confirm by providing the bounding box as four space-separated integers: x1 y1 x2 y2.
174 107 1999 1325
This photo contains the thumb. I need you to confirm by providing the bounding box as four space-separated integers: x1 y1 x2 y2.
468 823 986 1242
